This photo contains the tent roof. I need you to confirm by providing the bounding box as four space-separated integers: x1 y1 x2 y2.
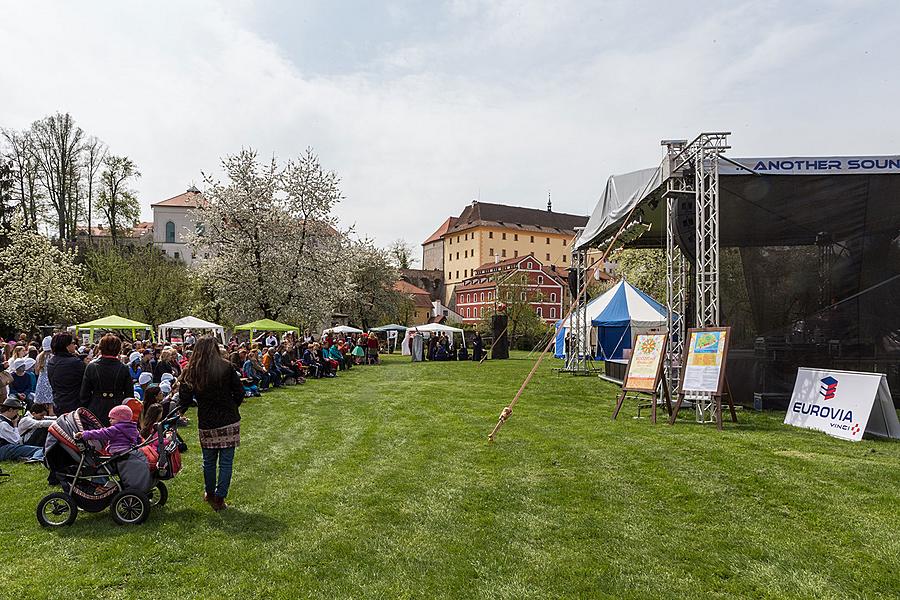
369 324 408 332
234 318 297 332
410 323 464 334
158 316 223 330
560 280 666 328
323 325 363 334
76 315 151 330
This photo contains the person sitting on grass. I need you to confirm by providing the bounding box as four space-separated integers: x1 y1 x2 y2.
134 371 153 401
18 402 56 447
9 358 36 409
75 405 141 455
0 397 44 462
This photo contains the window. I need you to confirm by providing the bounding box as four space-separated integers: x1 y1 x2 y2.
479 307 483 318
530 235 534 243
173 251 180 260
456 252 459 260
489 231 493 239
514 250 518 257
488 291 492 300
464 250 467 258
464 269 468 277
457 236 460 243
546 237 551 244
501 249 507 257
489 248 494 256
538 275 544 284
466 308 470 318
449 237 452 245
536 307 542 318
165 221 176 243
527 262 533 269
562 254 567 262
514 234 518 241
550 292 556 302
481 292 485 302
550 308 556 318
562 239 567 246
502 232 507 240
546 253 551 261
521 292 526 301
464 233 468 240
456 271 459 279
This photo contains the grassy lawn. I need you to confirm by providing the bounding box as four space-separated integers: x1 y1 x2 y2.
2 352 899 599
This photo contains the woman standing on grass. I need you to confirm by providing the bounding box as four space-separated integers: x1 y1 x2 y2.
177 336 244 512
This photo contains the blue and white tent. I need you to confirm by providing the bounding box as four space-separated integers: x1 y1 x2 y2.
554 279 668 360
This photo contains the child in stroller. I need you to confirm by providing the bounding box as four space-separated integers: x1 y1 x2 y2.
37 404 182 527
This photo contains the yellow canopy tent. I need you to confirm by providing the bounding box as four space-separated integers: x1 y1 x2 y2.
75 315 155 342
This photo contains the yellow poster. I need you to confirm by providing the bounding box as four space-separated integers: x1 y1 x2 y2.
624 334 666 392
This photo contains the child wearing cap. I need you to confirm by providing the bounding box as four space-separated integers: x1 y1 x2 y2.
0 397 44 462
134 372 153 401
75 405 141 454
9 358 36 408
128 352 143 382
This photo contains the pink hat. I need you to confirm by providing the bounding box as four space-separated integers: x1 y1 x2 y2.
109 405 133 423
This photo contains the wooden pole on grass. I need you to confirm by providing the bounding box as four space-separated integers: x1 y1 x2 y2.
487 206 642 442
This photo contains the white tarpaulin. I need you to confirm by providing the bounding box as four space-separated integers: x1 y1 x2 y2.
575 165 663 250
784 368 900 441
158 316 226 344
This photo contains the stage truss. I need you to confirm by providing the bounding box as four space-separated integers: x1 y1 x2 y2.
663 132 731 420
562 249 592 374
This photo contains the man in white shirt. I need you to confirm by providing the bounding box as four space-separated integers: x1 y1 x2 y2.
265 332 278 348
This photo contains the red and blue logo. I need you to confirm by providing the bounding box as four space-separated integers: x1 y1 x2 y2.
819 376 838 400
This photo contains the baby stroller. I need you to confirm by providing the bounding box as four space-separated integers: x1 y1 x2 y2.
37 407 182 527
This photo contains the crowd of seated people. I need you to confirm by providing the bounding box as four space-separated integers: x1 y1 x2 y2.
0 325 384 463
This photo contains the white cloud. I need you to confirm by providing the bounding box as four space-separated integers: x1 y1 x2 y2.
1 0 898 247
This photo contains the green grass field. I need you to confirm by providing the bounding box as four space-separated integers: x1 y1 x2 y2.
2 352 899 599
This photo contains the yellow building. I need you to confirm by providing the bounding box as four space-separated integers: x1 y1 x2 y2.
432 200 588 306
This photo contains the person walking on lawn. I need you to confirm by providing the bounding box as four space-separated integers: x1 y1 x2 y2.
177 336 244 511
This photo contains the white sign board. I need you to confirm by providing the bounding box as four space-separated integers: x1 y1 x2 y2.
784 368 900 441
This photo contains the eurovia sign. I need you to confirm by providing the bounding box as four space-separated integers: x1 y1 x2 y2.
719 156 900 175
784 368 900 442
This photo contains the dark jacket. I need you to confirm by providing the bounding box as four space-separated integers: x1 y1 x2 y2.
178 365 243 431
153 360 180 383
46 352 86 414
80 357 133 426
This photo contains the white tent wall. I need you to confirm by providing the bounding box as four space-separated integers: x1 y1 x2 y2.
158 316 226 344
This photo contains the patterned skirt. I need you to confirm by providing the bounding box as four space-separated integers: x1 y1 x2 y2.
198 422 240 449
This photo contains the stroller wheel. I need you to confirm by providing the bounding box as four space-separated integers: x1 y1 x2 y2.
37 492 77 527
110 490 150 525
148 481 168 507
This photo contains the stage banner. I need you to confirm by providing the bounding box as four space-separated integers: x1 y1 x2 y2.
681 328 729 394
719 156 900 176
784 368 900 442
623 333 666 393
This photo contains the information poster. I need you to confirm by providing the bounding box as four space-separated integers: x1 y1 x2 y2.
681 328 729 394
623 334 667 392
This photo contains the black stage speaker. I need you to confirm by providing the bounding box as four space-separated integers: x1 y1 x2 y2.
491 314 509 360
674 194 696 261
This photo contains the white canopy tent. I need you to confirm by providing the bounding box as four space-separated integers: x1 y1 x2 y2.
158 316 226 344
322 325 364 336
407 322 467 349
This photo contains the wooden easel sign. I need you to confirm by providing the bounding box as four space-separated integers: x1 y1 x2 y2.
612 333 672 424
669 327 736 429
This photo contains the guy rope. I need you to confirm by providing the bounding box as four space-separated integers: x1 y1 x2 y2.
487 204 642 441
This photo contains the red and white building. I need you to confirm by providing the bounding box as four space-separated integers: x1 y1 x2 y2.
455 254 568 324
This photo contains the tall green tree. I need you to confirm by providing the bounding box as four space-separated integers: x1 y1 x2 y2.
82 245 200 325
95 154 140 241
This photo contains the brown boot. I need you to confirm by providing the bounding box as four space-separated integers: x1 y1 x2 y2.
213 495 228 511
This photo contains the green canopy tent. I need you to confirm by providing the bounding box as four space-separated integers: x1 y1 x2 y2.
75 314 155 342
234 319 298 342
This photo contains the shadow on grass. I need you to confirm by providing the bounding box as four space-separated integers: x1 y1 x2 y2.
51 505 286 541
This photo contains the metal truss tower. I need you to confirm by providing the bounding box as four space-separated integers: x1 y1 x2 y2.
663 132 730 421
563 249 591 374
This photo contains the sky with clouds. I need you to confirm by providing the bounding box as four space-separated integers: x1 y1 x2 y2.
2 1 898 250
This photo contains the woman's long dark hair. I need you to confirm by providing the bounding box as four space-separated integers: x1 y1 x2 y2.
179 336 229 393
